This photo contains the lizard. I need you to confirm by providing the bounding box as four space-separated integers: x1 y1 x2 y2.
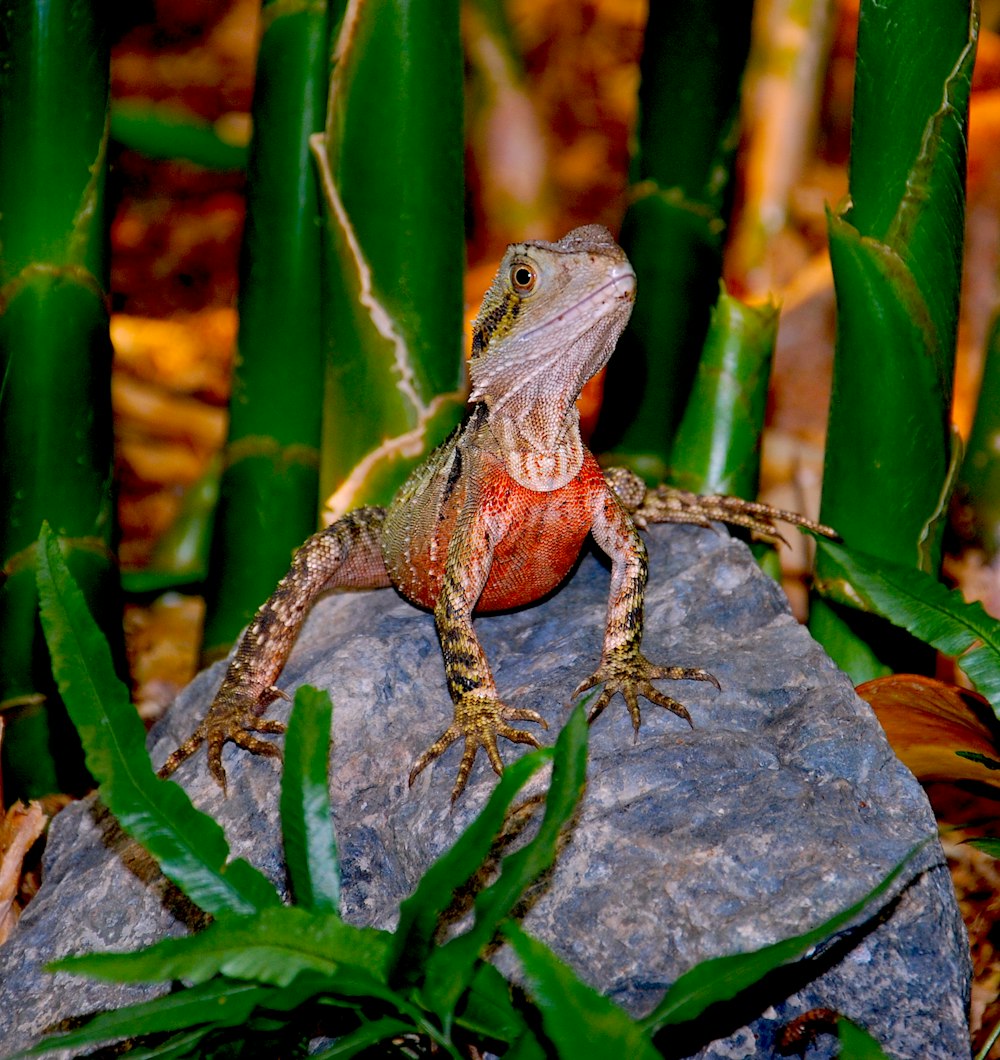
160 225 833 802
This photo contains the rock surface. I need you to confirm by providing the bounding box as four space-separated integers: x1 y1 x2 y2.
0 524 971 1058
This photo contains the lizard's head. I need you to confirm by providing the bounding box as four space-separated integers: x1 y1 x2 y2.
468 226 635 489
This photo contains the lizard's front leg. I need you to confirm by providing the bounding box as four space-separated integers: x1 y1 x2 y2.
160 507 391 790
577 488 719 731
603 466 836 542
408 511 546 803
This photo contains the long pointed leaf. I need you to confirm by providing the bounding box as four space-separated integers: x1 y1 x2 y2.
389 743 555 986
503 922 660 1060
35 522 279 916
26 979 274 1055
281 685 340 914
641 842 926 1032
815 536 1000 713
49 906 390 990
422 707 589 1019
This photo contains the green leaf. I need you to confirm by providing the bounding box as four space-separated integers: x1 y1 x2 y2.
814 536 1000 713
641 842 926 1032
281 685 341 914
812 1 976 674
600 0 752 477
955 751 1000 771
819 215 950 570
308 1017 418 1059
455 960 530 1046
389 743 555 987
670 286 778 498
26 979 273 1054
34 522 279 917
422 707 589 1019
314 0 465 514
966 837 1000 859
849 0 976 360
50 906 390 990
503 921 660 1060
110 101 249 170
838 1017 891 1058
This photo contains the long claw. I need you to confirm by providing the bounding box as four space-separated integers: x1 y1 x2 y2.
576 651 716 733
409 696 547 801
161 679 290 793
157 726 207 779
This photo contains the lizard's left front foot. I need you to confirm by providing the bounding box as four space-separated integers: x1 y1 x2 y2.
408 694 547 803
574 651 720 733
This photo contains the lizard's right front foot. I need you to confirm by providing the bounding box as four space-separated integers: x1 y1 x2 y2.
408 694 547 803
158 682 288 793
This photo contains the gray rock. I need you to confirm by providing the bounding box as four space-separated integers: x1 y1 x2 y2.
0 525 970 1058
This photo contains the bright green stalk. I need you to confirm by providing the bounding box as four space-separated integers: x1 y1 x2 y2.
110 100 249 170
312 0 465 519
669 286 777 498
958 313 1000 557
597 2 754 482
0 0 117 798
201 0 333 655
810 0 977 679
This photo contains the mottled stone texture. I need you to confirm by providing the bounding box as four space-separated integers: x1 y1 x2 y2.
0 525 970 1058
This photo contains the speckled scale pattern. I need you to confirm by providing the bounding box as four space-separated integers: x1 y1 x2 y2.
160 226 833 801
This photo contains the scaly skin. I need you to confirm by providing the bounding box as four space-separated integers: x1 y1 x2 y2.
160 226 834 801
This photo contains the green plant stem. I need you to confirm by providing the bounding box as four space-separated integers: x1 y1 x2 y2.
201 0 333 655
312 0 466 519
0 0 118 799
597 1 753 480
669 286 777 497
811 0 977 678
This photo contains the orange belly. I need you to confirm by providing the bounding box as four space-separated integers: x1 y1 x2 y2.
388 450 607 614
475 461 601 611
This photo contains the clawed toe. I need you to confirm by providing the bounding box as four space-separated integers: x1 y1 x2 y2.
576 651 718 733
646 665 720 692
408 697 547 802
160 684 289 794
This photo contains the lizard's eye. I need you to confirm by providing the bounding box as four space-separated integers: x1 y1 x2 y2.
509 263 537 294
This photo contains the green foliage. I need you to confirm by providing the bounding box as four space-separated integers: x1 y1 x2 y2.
314 0 466 516
35 523 280 918
202 0 332 652
0 0 119 800
110 101 248 170
26 543 926 1058
669 285 778 498
814 537 1000 716
280 684 341 914
502 922 662 1060
601 1 753 480
811 0 977 676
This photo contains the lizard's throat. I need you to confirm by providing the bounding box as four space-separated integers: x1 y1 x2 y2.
488 404 585 491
